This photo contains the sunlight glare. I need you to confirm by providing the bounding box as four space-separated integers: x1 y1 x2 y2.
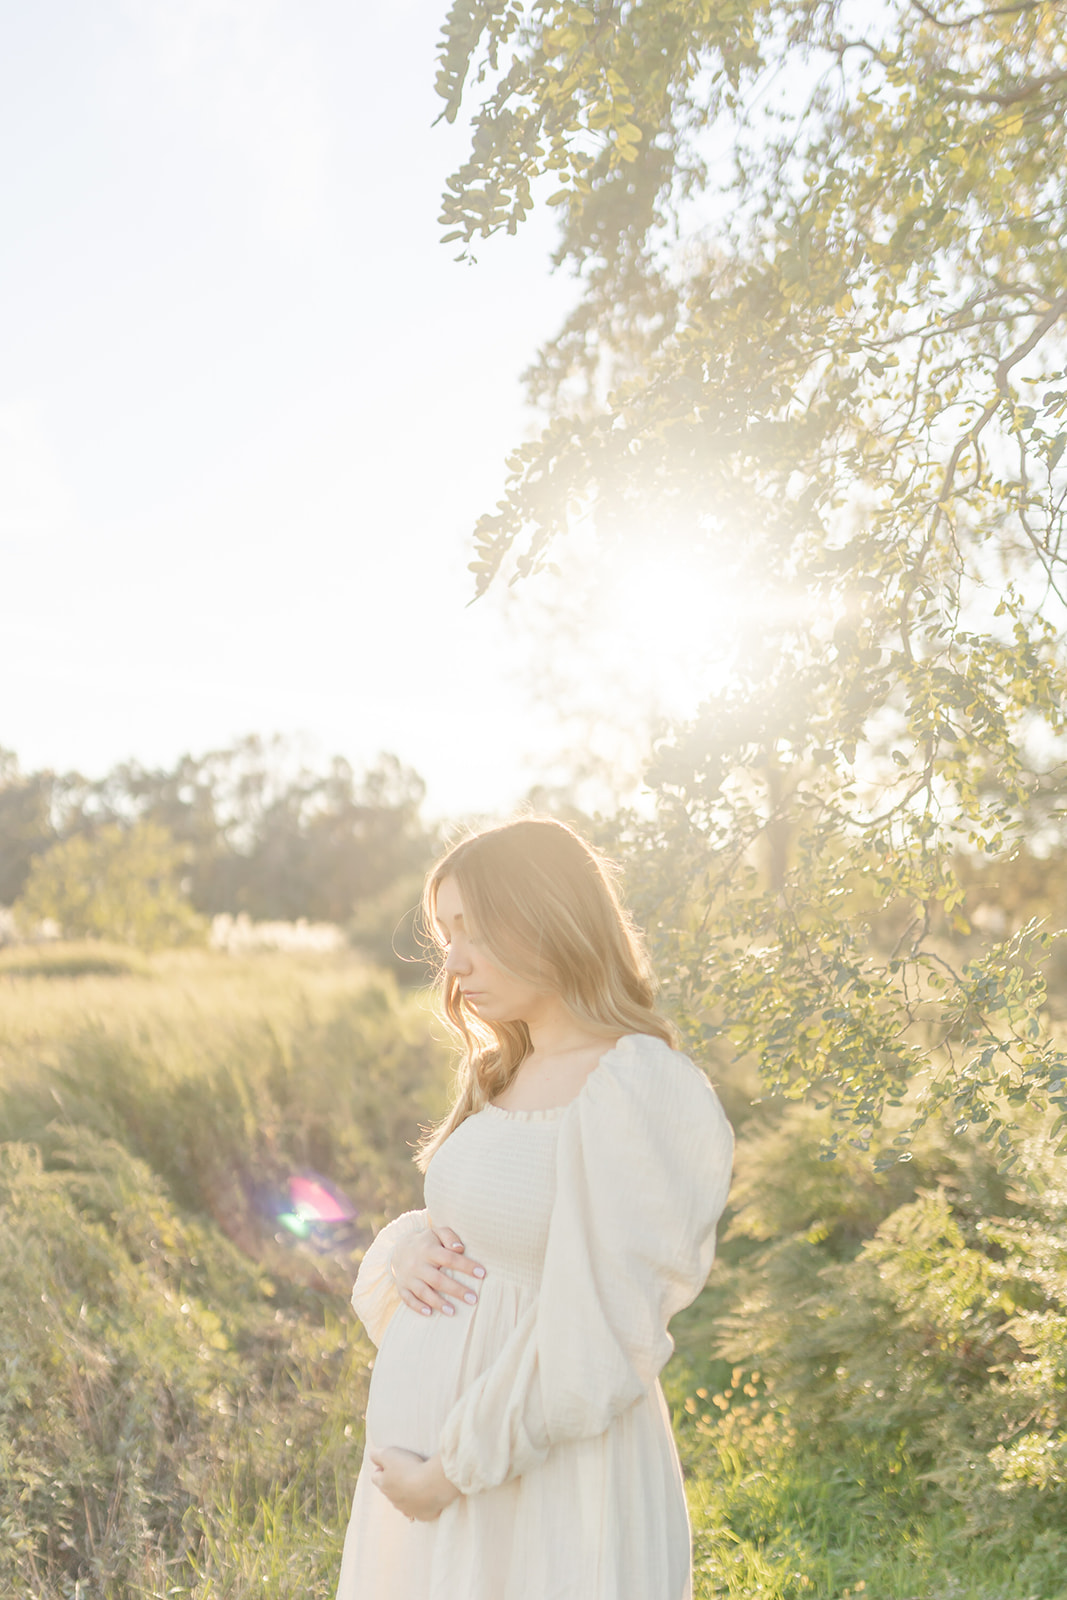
596 551 744 721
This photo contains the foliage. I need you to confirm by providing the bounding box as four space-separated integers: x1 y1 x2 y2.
434 0 1067 1157
678 1409 1067 1599
0 949 449 1597
661 1088 1067 1596
346 866 440 984
0 1126 361 1599
14 821 206 951
0 746 53 905
0 737 437 937
718 1148 1067 1525
1 950 1064 1594
0 947 448 1250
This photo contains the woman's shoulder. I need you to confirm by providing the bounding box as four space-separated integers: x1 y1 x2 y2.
571 1033 733 1205
607 1029 712 1082
593 1031 732 1133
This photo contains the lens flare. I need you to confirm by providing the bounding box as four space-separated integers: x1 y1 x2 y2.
257 1171 358 1247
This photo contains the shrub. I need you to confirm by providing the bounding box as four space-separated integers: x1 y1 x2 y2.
710 1110 1067 1556
14 822 205 950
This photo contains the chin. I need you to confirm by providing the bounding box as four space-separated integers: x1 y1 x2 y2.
466 1000 513 1024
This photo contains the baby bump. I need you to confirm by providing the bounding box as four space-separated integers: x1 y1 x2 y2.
364 1275 532 1457
364 1297 476 1456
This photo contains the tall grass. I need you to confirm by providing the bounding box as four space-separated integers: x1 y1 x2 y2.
0 944 449 1245
0 946 448 1598
1 946 1065 1597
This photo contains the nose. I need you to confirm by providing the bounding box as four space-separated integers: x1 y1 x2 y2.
444 941 471 977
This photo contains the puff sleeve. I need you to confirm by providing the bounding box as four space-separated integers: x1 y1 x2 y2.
350 1207 429 1348
437 1034 734 1494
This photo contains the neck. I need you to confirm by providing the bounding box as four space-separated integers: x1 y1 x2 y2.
522 994 607 1060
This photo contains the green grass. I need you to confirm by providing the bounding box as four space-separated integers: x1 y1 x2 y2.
665 1299 1067 1600
0 938 150 978
0 946 445 1598
683 1451 1067 1600
0 945 1064 1597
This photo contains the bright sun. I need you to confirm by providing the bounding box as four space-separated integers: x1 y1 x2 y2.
573 548 753 725
503 527 816 799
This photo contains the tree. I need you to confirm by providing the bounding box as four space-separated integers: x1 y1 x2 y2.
0 739 436 931
0 749 57 907
436 0 1067 1159
14 822 205 951
78 739 434 924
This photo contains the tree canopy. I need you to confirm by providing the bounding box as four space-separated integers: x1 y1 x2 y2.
0 739 435 942
14 821 205 951
437 0 1067 1160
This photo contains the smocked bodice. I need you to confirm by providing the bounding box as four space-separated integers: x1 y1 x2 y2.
422 1106 561 1295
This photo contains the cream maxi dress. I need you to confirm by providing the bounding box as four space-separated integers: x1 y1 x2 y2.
335 1031 734 1600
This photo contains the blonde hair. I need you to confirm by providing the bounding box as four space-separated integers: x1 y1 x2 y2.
415 817 674 1169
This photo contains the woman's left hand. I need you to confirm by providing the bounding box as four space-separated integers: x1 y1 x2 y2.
368 1447 461 1522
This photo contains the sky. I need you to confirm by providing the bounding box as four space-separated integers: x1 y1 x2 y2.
1 0 585 819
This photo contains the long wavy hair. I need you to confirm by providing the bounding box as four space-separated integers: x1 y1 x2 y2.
415 817 674 1169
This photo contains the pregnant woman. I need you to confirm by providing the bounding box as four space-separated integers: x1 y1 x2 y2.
335 817 734 1600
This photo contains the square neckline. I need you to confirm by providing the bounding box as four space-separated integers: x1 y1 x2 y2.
483 1034 638 1121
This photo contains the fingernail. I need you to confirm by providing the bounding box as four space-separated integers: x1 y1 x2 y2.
464 1291 477 1304
450 1242 464 1250
473 1267 485 1278
442 1303 454 1315
420 1306 431 1316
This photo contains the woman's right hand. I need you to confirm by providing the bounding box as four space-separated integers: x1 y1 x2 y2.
390 1223 486 1317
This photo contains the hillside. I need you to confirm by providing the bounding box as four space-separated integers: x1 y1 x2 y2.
0 946 1064 1598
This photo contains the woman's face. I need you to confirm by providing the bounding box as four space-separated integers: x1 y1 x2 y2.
435 875 547 1025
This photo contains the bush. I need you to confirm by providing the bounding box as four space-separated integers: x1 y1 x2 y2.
14 822 205 950
705 1107 1067 1569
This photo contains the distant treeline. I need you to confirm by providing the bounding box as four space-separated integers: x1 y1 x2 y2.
0 737 440 967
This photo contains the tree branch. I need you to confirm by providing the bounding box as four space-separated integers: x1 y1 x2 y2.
907 0 1054 30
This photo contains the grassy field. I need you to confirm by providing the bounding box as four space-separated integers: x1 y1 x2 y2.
664 1320 1066 1600
0 945 1063 1598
